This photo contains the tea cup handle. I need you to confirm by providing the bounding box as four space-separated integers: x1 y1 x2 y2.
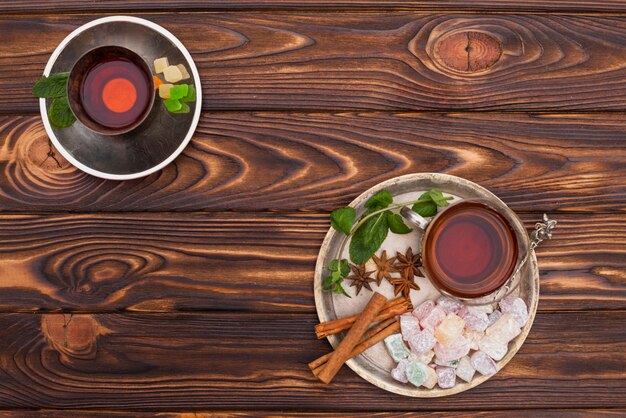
400 206 430 231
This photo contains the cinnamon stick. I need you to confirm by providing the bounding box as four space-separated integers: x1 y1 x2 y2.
309 318 399 376
315 297 411 339
316 292 387 384
308 317 396 372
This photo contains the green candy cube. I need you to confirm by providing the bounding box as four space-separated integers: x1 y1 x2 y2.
406 361 429 387
169 84 189 100
384 334 410 362
181 84 196 103
164 98 182 112
172 102 190 114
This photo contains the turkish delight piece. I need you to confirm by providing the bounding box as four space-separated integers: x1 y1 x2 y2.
400 314 421 341
486 313 521 345
413 349 434 364
412 300 435 321
406 360 430 387
153 57 169 74
436 366 456 389
384 333 410 362
420 305 446 332
437 296 464 314
434 336 470 362
479 334 508 361
463 309 489 332
487 310 502 326
434 357 459 368
422 364 438 389
455 356 475 383
159 83 174 99
464 329 483 351
499 296 529 327
176 64 191 80
163 65 183 83
435 313 465 346
471 351 497 376
408 328 436 354
391 358 409 383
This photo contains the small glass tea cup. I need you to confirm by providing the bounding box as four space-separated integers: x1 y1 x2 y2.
400 199 552 306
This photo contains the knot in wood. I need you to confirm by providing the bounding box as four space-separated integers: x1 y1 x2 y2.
435 31 502 72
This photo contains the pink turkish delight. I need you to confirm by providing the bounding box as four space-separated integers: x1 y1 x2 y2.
408 328 436 354
420 305 446 332
437 296 464 314
434 336 470 362
463 309 489 332
471 351 497 376
499 296 529 327
412 300 435 321
391 358 409 383
400 313 421 340
436 366 457 388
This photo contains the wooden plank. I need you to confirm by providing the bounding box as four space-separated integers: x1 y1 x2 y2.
3 14 626 112
1 1 626 13
0 311 622 411
1 409 625 417
1 112 625 213
0 212 623 312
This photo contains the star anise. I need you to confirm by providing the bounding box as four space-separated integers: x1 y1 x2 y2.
394 247 422 279
371 250 396 286
346 263 376 296
389 269 421 300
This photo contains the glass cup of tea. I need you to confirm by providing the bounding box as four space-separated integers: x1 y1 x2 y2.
67 45 155 135
400 199 537 306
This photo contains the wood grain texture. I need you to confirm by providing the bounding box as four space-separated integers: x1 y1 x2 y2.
0 212 623 312
4 13 626 112
1 409 625 417
1 1 626 13
1 112 625 213
0 311 622 411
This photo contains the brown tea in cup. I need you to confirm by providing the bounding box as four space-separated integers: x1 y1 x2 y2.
421 201 518 298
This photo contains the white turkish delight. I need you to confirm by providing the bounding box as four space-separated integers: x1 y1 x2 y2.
437 296 464 313
455 356 475 383
499 296 529 327
420 305 446 332
434 336 470 363
479 334 508 361
486 313 521 345
391 357 409 383
412 300 435 321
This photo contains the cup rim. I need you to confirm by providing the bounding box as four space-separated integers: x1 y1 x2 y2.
418 198 530 303
67 45 155 136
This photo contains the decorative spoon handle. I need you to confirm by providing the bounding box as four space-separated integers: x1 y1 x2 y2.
529 214 557 250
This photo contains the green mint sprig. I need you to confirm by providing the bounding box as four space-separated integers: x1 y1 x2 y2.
32 72 76 129
323 188 452 296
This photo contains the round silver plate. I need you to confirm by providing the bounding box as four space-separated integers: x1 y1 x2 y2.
314 173 539 397
40 16 202 180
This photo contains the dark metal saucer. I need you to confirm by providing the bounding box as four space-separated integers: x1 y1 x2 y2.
40 16 202 180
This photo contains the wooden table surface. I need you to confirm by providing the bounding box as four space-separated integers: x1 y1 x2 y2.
0 1 625 416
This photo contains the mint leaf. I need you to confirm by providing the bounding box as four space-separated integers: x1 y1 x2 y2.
32 72 69 99
349 211 389 264
412 191 438 217
429 189 449 207
323 259 350 296
330 207 355 234
387 211 412 234
364 190 393 211
48 96 76 129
